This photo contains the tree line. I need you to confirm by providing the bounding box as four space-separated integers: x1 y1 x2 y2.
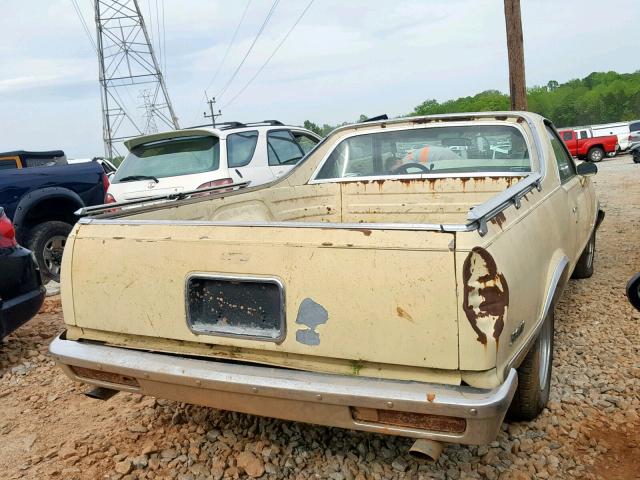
303 70 640 136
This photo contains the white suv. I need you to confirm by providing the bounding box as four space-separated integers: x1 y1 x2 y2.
106 121 321 203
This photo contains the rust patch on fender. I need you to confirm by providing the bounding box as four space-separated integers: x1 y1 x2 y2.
354 228 372 236
462 247 509 345
490 212 507 230
396 307 414 322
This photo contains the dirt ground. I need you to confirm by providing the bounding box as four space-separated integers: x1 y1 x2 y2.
1 155 639 480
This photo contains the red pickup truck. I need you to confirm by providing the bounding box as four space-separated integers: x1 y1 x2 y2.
558 128 618 162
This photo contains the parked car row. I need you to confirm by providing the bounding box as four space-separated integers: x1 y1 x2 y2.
557 128 618 162
558 119 640 158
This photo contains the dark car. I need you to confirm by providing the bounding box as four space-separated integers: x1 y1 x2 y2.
630 144 640 164
0 150 109 282
0 206 45 339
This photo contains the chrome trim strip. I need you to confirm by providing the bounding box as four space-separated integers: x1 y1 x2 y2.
76 181 251 217
184 273 286 343
504 256 568 376
467 172 542 235
78 216 474 233
50 335 517 423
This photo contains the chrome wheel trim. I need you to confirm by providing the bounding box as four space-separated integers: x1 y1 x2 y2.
591 150 603 161
538 317 552 390
586 237 595 268
43 235 66 276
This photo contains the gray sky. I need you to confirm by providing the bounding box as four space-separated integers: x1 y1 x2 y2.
1 0 638 158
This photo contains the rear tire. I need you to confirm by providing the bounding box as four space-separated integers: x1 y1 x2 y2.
587 147 604 163
572 232 595 279
508 311 554 421
27 221 73 283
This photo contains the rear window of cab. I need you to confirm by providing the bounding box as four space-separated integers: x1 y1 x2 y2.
113 136 220 182
315 124 531 180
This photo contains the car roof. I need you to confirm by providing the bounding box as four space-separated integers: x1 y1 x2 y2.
124 121 317 150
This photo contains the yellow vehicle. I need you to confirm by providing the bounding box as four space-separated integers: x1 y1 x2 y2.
50 112 602 459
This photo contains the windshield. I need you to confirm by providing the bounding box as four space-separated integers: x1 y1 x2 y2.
315 125 531 180
113 135 220 183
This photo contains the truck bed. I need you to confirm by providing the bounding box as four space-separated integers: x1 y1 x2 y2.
120 176 522 226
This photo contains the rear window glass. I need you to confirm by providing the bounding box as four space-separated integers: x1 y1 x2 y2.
114 136 220 182
315 125 530 180
227 130 258 168
0 159 19 170
629 121 640 132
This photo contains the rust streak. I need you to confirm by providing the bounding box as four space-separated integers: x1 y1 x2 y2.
490 212 507 230
396 307 414 322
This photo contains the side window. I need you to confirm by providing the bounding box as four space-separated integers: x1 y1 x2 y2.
562 131 573 141
546 126 577 184
227 130 259 168
267 131 304 166
291 131 319 154
0 159 19 170
629 121 640 132
579 131 589 140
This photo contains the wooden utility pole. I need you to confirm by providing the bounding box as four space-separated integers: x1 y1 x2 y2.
204 96 222 128
504 0 527 110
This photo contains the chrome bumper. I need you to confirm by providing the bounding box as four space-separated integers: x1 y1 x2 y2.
50 335 517 445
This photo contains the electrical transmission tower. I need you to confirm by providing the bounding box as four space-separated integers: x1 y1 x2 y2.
94 0 179 158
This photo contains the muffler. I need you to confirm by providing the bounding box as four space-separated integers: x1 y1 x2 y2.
408 439 443 462
84 386 119 400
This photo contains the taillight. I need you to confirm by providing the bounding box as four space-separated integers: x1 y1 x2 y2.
102 173 110 199
197 178 233 190
104 193 116 204
0 211 17 248
194 178 234 196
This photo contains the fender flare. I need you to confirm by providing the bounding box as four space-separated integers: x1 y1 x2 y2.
505 255 570 376
13 187 85 240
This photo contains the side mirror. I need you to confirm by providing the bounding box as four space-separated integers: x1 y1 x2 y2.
577 162 597 176
627 273 640 311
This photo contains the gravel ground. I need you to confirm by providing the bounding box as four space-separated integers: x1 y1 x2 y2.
1 155 639 480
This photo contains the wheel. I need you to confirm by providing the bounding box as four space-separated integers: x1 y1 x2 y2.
633 154 640 164
627 273 640 311
587 147 604 163
572 232 595 279
27 221 73 283
508 311 554 421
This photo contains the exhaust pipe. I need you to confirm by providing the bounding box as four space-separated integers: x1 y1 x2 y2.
408 439 443 462
84 386 119 400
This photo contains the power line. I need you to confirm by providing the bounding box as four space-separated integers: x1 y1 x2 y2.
69 0 97 53
203 0 252 96
190 0 252 124
161 0 167 78
215 0 280 101
222 0 315 110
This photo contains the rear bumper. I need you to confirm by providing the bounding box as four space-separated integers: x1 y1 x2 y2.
0 246 45 338
0 287 46 338
50 335 517 445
